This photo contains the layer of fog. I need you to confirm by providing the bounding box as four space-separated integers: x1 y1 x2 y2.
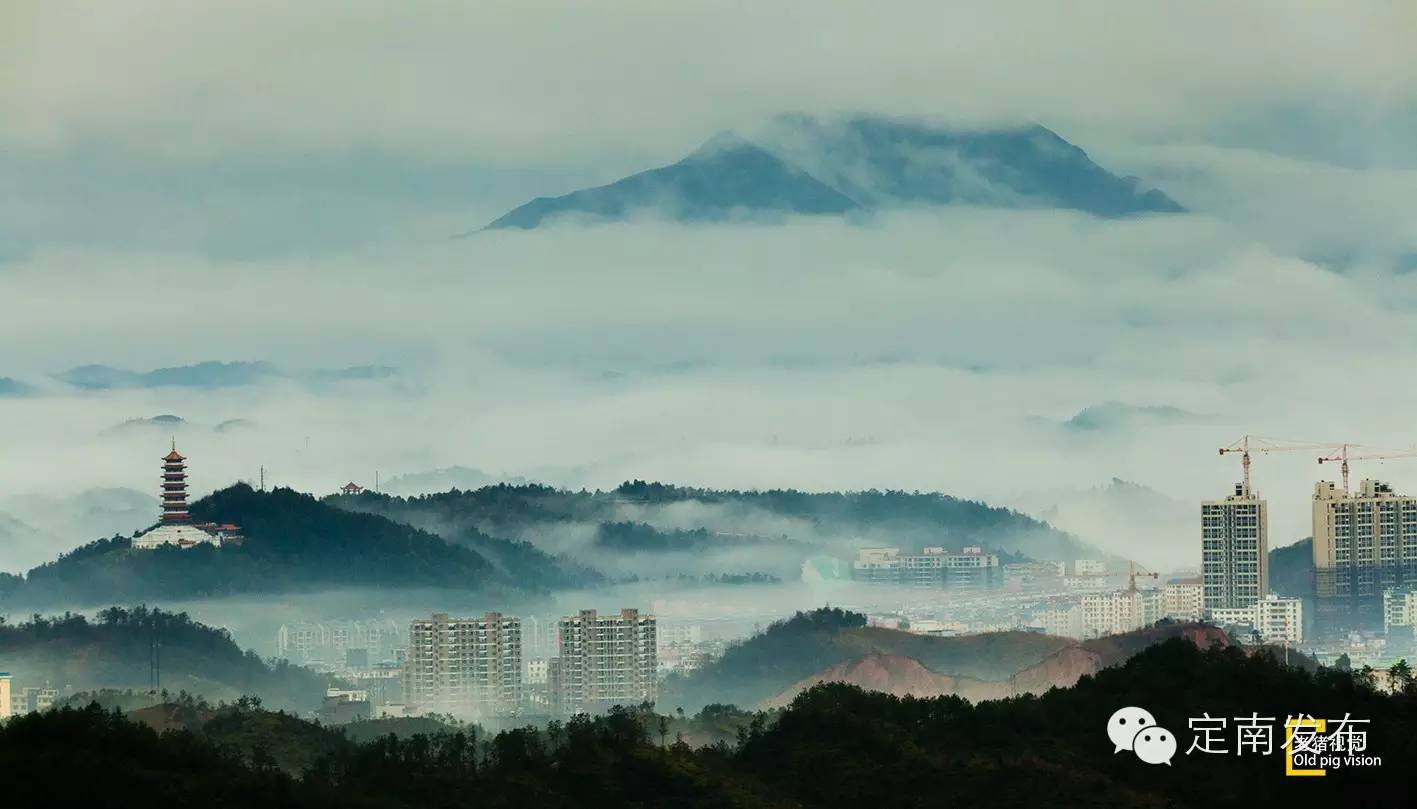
123 579 974 662
6 185 1417 574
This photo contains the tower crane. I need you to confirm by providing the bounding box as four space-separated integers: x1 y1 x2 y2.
1126 561 1158 594
1318 444 1417 494
1218 435 1339 494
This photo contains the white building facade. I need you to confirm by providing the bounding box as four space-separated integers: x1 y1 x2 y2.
1313 479 1417 598
1209 594 1303 644
1080 589 1161 638
1163 578 1204 622
550 608 657 716
853 546 1001 588
405 612 523 719
1201 482 1268 612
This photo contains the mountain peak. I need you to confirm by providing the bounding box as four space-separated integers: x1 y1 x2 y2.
477 113 1183 231
687 129 757 158
481 130 859 230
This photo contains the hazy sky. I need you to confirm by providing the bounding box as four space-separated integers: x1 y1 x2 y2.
3 2 1417 568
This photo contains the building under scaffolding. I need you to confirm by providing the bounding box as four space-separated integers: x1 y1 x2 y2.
1312 479 1417 631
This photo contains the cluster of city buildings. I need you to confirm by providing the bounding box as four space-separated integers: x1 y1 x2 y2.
1016 477 1308 644
276 619 404 668
0 674 57 720
844 477 1319 645
402 608 658 721
1201 473 1417 645
853 546 1002 588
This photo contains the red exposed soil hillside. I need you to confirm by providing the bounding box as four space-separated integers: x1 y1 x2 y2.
766 622 1229 708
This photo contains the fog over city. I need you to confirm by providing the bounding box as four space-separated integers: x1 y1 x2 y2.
4 2 1417 571
5 8 1417 805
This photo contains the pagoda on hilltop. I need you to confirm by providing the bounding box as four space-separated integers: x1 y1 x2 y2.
132 442 242 550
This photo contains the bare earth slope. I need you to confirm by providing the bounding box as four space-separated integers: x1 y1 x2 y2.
767 623 1228 707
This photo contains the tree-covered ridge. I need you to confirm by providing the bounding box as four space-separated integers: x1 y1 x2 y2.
191 484 494 585
2 485 507 606
334 479 1096 563
1269 537 1314 598
659 608 1074 710
0 607 330 711
330 487 601 589
3 639 1413 807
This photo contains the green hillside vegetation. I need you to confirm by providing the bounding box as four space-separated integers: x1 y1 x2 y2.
330 488 601 587
659 608 1222 711
200 700 348 773
332 480 1096 570
2 485 511 606
659 608 1077 710
341 715 463 744
0 607 329 712
3 640 1412 807
1269 537 1314 598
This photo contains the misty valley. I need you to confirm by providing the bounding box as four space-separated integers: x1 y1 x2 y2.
6 3 1417 805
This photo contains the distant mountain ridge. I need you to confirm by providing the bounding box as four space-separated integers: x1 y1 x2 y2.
479 113 1183 230
0 376 32 396
331 480 1105 582
0 484 584 608
54 361 398 391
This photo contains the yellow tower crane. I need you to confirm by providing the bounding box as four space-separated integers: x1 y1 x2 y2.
1317 444 1417 494
1218 435 1340 494
1126 560 1158 594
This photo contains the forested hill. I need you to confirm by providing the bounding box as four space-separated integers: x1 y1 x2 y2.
657 607 1227 711
331 480 1102 576
0 606 328 711
3 639 1411 807
0 484 572 608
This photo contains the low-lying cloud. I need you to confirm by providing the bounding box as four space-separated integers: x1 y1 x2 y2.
6 198 1417 568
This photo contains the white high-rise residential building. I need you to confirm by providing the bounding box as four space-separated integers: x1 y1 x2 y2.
550 608 656 716
1163 577 1204 622
1201 482 1268 613
1255 594 1303 645
0 673 10 720
405 612 522 718
1313 480 1417 599
1382 588 1417 632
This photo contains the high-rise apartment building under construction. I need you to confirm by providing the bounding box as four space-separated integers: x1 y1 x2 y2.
1313 479 1417 604
549 608 657 716
405 612 523 718
1201 482 1268 613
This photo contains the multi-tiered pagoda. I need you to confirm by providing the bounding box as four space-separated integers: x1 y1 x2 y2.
132 443 242 550
160 444 190 524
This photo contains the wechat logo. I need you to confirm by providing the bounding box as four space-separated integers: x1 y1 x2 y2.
1108 706 1177 765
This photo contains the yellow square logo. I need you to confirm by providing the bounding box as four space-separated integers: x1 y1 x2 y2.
1284 718 1326 777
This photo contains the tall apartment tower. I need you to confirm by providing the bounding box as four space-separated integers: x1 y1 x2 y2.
405 612 522 718
550 608 657 716
1313 479 1417 601
1201 482 1268 613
